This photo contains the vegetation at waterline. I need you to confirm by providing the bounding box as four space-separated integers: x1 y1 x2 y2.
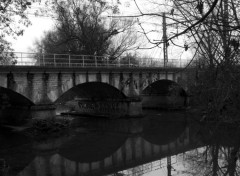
24 118 71 141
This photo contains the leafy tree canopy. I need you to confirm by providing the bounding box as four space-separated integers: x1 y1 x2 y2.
0 0 31 53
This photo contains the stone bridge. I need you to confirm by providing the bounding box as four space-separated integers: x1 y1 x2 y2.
0 66 193 121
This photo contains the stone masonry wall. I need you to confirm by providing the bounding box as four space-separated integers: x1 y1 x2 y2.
0 69 185 105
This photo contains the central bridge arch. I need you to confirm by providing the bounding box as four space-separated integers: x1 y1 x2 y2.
55 82 141 117
55 82 127 104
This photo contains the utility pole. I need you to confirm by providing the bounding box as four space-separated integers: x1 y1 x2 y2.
223 0 229 65
162 12 168 67
167 156 172 176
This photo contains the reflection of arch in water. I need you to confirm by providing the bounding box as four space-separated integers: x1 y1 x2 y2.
58 132 128 163
142 115 187 145
18 126 191 176
141 79 187 109
57 126 190 175
0 128 34 176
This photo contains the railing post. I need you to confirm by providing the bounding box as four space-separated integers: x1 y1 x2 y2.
83 56 85 67
54 54 56 67
128 57 130 67
43 53 45 66
107 57 109 67
69 54 71 67
21 52 23 65
119 58 120 67
95 56 97 67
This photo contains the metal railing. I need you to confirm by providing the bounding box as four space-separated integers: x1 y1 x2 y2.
0 52 192 68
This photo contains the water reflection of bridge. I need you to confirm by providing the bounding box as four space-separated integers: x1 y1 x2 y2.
17 117 199 176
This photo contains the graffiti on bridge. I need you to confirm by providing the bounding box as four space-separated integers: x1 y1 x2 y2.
78 101 120 113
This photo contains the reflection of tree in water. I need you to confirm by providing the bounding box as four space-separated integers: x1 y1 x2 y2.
183 123 240 176
183 145 240 176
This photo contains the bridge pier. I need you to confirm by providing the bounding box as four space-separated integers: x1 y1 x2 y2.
66 97 142 118
126 97 142 117
31 104 56 119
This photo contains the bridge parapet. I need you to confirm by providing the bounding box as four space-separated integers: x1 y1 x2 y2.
0 68 187 102
1 52 192 68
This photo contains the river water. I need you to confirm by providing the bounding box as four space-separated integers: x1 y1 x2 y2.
1 110 240 176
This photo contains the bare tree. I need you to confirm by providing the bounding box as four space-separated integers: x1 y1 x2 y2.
107 18 140 60
172 0 240 121
123 0 240 121
183 122 240 176
33 0 139 61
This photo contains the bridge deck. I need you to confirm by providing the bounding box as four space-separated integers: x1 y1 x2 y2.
0 52 192 69
0 65 187 73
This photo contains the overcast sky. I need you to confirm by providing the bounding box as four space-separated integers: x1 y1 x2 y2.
10 16 54 52
9 0 192 62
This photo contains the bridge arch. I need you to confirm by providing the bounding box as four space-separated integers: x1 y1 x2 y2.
55 82 127 104
59 132 128 163
0 86 34 106
54 82 135 116
141 79 187 109
0 86 34 124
